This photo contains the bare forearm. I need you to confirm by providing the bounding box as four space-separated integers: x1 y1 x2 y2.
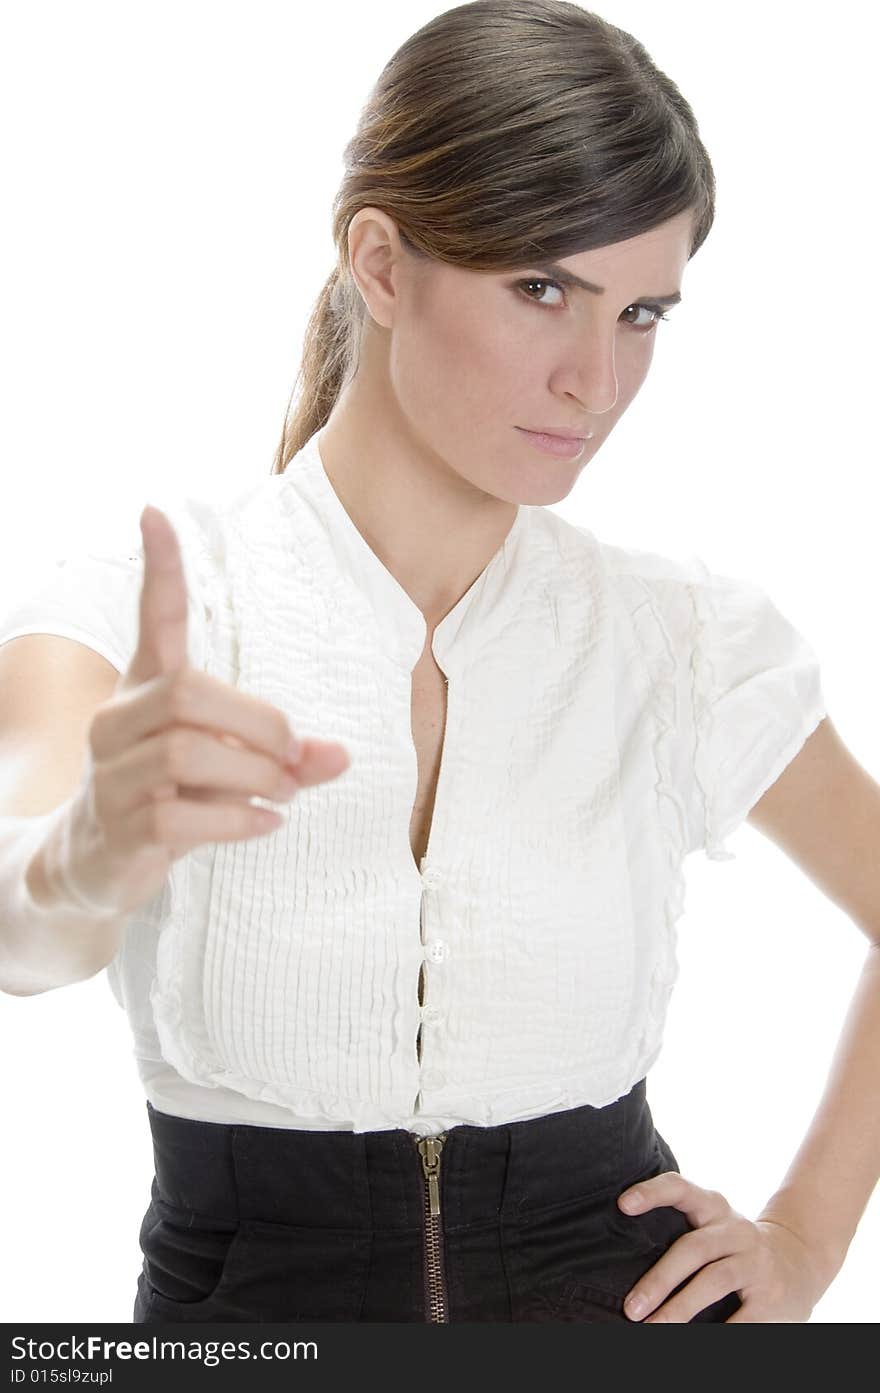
0 810 124 995
757 939 880 1289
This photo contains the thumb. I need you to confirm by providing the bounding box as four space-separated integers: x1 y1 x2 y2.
126 504 190 683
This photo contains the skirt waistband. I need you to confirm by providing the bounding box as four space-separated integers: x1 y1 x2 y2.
144 1078 666 1231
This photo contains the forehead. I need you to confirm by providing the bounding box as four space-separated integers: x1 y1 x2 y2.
551 210 696 279
414 208 695 294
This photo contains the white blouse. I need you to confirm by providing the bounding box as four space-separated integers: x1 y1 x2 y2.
0 431 827 1136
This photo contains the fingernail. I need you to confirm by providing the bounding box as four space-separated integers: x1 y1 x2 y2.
286 737 303 765
621 1190 643 1210
626 1293 647 1318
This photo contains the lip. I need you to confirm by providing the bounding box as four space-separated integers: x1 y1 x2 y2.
515 426 588 460
519 426 587 440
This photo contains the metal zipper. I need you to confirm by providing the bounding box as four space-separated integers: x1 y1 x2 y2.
413 1133 450 1322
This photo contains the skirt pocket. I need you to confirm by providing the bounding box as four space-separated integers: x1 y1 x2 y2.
610 1135 744 1322
137 1185 244 1313
504 1158 743 1324
137 1204 373 1324
611 1198 744 1322
504 1188 662 1323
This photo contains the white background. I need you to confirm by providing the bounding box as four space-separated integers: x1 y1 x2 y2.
1 0 877 1324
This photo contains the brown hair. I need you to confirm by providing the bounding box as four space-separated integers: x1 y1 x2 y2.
270 0 715 475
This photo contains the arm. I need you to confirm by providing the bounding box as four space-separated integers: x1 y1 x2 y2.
0 634 126 995
744 714 880 1289
0 806 127 995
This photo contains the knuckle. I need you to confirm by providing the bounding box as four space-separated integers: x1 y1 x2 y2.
148 799 177 844
166 667 199 722
712 1257 741 1301
689 1226 711 1257
269 759 292 798
161 728 192 781
755 1244 777 1283
725 1254 745 1288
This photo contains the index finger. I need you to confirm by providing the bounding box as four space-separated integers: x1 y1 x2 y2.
127 504 190 683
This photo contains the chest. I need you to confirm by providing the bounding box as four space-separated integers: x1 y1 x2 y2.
408 637 449 873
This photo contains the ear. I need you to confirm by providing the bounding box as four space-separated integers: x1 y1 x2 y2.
347 208 407 330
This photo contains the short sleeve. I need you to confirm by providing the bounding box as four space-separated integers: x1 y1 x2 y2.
0 494 211 674
688 558 827 861
0 548 144 672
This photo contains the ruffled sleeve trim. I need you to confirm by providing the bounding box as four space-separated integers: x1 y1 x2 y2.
687 556 827 861
625 574 692 1040
687 557 738 861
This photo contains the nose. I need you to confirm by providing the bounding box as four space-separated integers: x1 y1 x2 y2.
565 346 620 416
573 380 619 418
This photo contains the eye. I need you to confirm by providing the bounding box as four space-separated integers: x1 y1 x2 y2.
621 302 671 332
515 278 671 332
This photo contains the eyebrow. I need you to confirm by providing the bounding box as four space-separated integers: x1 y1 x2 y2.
526 261 682 305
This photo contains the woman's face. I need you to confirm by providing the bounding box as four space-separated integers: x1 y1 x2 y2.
353 206 696 507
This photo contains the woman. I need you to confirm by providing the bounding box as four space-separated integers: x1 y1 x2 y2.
1 1 875 1324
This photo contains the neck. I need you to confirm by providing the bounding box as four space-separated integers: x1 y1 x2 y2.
315 374 519 628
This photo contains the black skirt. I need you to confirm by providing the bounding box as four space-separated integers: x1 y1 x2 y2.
132 1076 742 1323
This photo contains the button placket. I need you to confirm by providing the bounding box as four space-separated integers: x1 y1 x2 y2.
418 864 449 1090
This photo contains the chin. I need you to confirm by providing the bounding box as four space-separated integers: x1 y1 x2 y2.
508 461 588 507
524 483 579 506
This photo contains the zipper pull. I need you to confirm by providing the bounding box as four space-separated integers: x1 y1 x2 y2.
416 1135 446 1217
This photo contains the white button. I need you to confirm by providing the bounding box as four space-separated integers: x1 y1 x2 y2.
421 1069 445 1089
421 866 443 889
421 1006 444 1024
425 939 448 963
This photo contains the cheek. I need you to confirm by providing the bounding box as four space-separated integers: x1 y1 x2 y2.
617 340 655 409
392 299 515 431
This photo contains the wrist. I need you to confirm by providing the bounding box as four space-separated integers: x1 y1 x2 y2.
1 810 122 995
755 1205 845 1299
33 800 122 922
